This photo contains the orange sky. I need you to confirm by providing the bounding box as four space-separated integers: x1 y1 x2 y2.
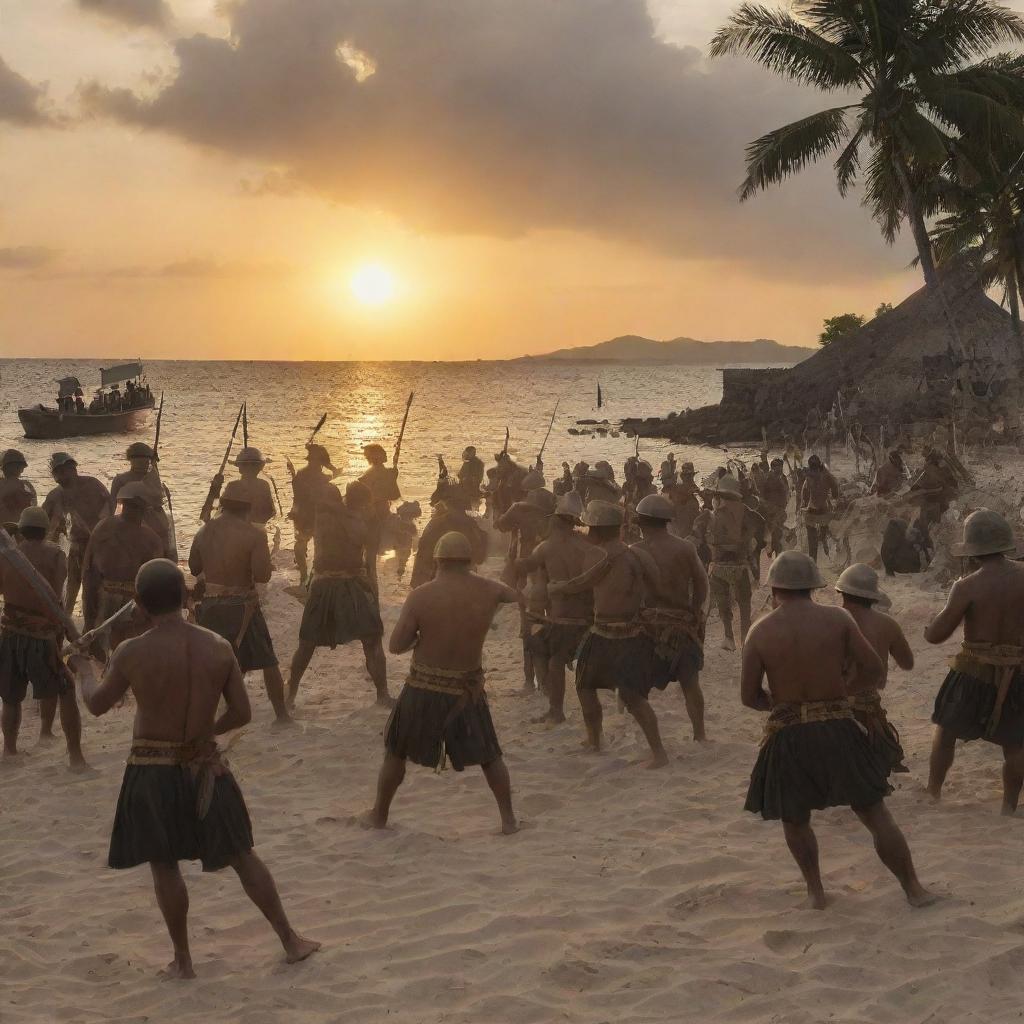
0 0 925 361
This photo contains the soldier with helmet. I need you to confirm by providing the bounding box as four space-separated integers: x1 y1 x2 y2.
289 442 337 587
925 509 1024 811
231 447 276 526
358 442 402 593
0 449 37 525
110 441 170 550
667 461 701 540
705 474 754 651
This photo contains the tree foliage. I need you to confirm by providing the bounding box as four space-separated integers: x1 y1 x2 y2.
819 312 866 346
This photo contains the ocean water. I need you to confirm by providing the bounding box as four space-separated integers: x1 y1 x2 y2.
0 359 770 547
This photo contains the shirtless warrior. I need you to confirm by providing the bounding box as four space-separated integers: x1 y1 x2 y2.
366 532 520 833
705 475 753 651
634 494 710 742
0 507 86 768
799 454 839 563
287 481 391 708
359 443 401 593
552 501 669 768
925 510 1024 813
289 443 336 586
835 564 912 774
0 449 36 524
83 482 165 653
743 551 933 909
110 442 171 549
189 480 290 724
515 491 595 724
73 559 319 978
231 448 277 526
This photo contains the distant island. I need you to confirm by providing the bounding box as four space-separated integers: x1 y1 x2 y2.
519 334 813 365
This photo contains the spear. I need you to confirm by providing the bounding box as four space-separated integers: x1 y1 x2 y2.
502 426 510 456
392 392 415 470
242 403 249 449
536 399 560 469
152 391 165 462
269 476 284 518
163 483 179 562
200 403 245 523
308 413 328 444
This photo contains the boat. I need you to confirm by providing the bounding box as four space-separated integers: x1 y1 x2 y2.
18 361 156 440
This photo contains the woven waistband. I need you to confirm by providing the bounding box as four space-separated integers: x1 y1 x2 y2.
1 604 60 640
101 580 136 596
127 738 229 819
202 583 257 600
590 620 644 640
763 699 854 744
849 689 882 713
406 661 485 697
949 642 1024 738
546 616 591 627
709 562 749 584
312 570 367 583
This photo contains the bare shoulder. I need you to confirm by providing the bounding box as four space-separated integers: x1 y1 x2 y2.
190 621 237 662
744 609 776 646
877 609 905 634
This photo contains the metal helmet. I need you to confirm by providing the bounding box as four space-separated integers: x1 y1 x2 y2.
1 449 27 468
582 500 624 528
221 479 253 505
434 531 473 561
835 563 885 603
125 442 155 460
552 491 584 521
233 447 266 466
951 509 1016 558
117 481 151 506
635 494 674 521
17 507 49 531
526 487 556 514
714 475 742 498
520 469 545 491
767 551 825 590
49 451 77 471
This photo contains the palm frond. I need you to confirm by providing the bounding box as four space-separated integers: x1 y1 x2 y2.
896 109 955 167
918 1 1024 69
864 142 904 243
739 106 855 200
924 87 1024 150
709 4 864 89
834 121 866 195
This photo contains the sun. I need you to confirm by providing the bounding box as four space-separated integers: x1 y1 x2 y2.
350 263 397 307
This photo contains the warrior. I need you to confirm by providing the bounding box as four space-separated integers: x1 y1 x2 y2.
83 482 165 653
743 551 933 909
74 559 319 978
633 494 710 742
583 465 621 505
871 450 905 498
659 453 678 492
667 461 701 540
359 443 401 593
551 501 668 768
748 449 770 494
515 491 596 724
110 442 171 548
705 475 753 651
0 449 37 524
287 481 392 709
909 449 958 527
925 510 1024 813
230 448 277 526
457 446 485 500
188 480 290 724
759 458 790 557
799 453 839 563
289 443 336 587
835 564 912 774
42 452 111 625
0 507 86 769
410 484 487 589
366 532 520 833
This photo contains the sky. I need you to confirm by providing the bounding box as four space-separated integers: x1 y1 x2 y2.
0 0 950 361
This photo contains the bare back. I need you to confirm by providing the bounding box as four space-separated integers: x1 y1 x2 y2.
591 541 657 620
633 531 706 613
87 515 165 581
844 604 913 687
1 539 65 614
926 558 1024 647
531 528 599 620
189 513 270 588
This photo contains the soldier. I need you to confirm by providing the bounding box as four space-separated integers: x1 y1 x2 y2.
231 448 277 526
799 454 839 563
871 451 905 498
706 476 753 651
289 443 336 587
909 449 958 527
359 443 401 593
668 461 702 540
760 458 790 557
0 449 37 524
458 446 485 500
110 442 170 549
410 484 488 590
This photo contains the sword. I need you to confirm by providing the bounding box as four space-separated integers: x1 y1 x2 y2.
392 392 415 470
68 599 135 653
0 530 78 639
270 476 284 518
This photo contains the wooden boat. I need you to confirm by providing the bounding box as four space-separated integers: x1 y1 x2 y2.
18 361 156 440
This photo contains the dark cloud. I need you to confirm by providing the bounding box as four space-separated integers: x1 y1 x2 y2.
81 0 904 279
0 247 61 269
30 257 290 280
77 0 172 29
0 56 51 126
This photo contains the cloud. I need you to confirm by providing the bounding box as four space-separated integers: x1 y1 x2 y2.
80 0 902 279
76 0 172 29
0 247 61 269
27 256 291 280
0 56 51 126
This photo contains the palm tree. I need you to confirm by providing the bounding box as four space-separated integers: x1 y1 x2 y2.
710 0 1024 290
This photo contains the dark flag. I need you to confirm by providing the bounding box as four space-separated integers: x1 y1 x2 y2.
597 382 603 408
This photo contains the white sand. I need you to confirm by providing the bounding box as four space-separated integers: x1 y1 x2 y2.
5 465 1024 1023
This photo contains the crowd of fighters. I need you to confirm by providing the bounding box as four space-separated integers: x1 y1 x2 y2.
3 431 1024 976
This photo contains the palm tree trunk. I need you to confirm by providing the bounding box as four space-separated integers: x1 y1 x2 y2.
1007 271 1021 338
893 153 937 288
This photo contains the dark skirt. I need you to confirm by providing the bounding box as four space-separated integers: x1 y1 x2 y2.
932 669 1024 746
575 630 662 698
535 622 589 666
108 765 254 872
196 598 278 672
0 631 68 703
384 685 502 772
650 631 704 689
299 576 383 648
745 719 892 823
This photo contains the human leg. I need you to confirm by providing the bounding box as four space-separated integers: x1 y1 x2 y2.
577 686 603 750
620 689 668 767
261 665 292 723
57 690 87 768
782 818 826 909
853 801 934 906
1 699 22 757
710 576 735 650
294 532 310 585
535 657 566 723
38 696 57 738
361 637 393 706
368 751 406 827
481 757 519 834
1000 743 1024 815
736 571 753 642
678 672 707 741
806 525 819 562
150 862 194 978
286 641 317 707
926 725 957 800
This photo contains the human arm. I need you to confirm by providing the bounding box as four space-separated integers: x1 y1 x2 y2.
548 547 611 596
214 655 252 734
844 613 884 692
76 647 132 716
187 527 205 578
515 539 546 575
686 542 709 612
887 619 914 673
739 630 771 710
924 578 970 644
389 595 420 654
252 531 272 585
493 578 524 607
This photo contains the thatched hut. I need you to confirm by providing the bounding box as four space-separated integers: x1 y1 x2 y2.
631 266 1024 445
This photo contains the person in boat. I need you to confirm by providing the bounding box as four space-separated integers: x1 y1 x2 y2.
110 443 170 548
188 480 290 725
0 450 37 525
287 480 392 710
358 443 401 594
43 452 111 626
72 559 320 979
230 448 276 527
73 389 86 414
742 551 933 909
0 506 87 770
88 393 103 414
364 531 521 834
289 443 336 587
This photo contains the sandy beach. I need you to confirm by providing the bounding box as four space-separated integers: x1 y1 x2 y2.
4 449 1024 1024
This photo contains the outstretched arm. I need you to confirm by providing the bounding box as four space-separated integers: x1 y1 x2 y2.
924 579 969 644
76 648 132 716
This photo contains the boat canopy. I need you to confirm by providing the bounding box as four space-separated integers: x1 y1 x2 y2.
56 376 81 397
100 361 143 387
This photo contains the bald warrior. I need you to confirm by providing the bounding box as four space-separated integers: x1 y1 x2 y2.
287 481 391 708
366 532 520 833
836 564 912 774
0 449 36 524
925 510 1024 813
516 492 597 724
552 501 668 768
189 481 290 724
634 494 710 742
83 483 165 653
43 452 111 624
743 552 933 909
74 560 319 979
0 507 86 768
230 448 277 526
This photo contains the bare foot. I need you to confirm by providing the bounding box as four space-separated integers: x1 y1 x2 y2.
501 818 520 835
68 755 94 774
531 709 565 725
159 956 196 980
283 933 321 964
906 886 940 908
644 750 670 770
806 890 829 911
375 693 397 709
926 785 942 803
356 809 389 830
37 732 57 744
579 737 601 754
271 714 296 729
721 637 736 652
692 732 709 743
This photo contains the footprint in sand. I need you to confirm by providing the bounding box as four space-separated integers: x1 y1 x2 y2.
518 792 563 816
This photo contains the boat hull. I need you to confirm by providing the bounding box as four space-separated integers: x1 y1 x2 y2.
18 400 155 440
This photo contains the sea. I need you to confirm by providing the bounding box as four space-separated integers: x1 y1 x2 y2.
0 359 773 548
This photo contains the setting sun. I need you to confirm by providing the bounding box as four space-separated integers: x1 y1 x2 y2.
350 263 397 307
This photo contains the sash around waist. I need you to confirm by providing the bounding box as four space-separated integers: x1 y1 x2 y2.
406 661 485 698
1 603 61 639
312 569 368 583
127 737 230 819
201 583 258 600
101 580 136 596
762 699 856 744
590 619 644 640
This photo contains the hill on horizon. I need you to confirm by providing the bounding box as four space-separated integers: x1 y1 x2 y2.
521 334 813 364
